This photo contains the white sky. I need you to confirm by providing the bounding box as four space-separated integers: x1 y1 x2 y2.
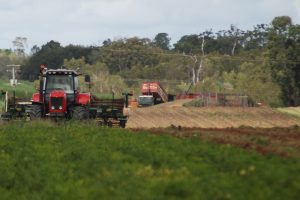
0 0 299 50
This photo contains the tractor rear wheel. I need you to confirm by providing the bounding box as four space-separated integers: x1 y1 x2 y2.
72 106 89 120
30 104 42 119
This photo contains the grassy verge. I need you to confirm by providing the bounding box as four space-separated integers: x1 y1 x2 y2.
0 79 35 99
0 121 300 199
277 107 300 118
183 99 204 107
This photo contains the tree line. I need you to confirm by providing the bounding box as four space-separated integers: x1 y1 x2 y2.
0 16 299 106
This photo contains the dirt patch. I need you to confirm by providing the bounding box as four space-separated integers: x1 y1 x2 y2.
138 126 300 158
126 100 300 129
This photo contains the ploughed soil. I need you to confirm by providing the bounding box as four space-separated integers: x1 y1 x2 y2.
134 126 300 158
126 100 300 129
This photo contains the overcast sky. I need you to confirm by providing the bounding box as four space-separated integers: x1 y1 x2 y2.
0 0 299 50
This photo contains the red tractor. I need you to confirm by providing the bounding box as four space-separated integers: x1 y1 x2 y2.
27 65 127 127
30 66 90 119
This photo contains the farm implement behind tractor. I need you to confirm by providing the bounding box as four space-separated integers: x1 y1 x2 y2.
0 90 31 121
0 65 129 128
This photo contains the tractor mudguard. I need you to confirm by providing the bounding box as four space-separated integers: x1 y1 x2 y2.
31 93 41 103
76 93 90 105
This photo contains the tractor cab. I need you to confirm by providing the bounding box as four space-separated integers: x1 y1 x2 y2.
43 70 78 116
46 73 76 94
44 69 79 104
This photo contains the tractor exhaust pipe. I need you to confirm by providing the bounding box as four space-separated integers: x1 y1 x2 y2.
39 65 46 115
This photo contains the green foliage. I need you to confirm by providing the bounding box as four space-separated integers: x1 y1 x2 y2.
12 37 27 57
63 58 128 96
93 37 163 74
153 33 171 50
243 24 269 50
0 121 300 199
271 16 292 31
183 99 204 107
21 41 95 80
183 54 283 106
221 61 282 106
174 34 202 54
0 50 25 79
194 77 219 92
277 107 300 118
7 15 299 106
63 57 88 70
267 16 300 106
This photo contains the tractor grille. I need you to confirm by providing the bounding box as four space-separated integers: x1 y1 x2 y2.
51 97 63 110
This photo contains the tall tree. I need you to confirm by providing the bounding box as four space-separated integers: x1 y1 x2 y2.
174 34 201 54
272 16 292 32
243 24 269 50
95 37 162 74
267 16 300 106
12 37 27 57
196 30 214 83
102 38 112 47
22 41 94 80
228 25 244 56
30 45 40 55
153 33 171 50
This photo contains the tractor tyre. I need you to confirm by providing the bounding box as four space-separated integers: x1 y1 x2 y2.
72 106 89 120
30 104 42 120
119 120 126 128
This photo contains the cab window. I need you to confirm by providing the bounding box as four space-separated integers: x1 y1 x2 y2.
46 75 74 93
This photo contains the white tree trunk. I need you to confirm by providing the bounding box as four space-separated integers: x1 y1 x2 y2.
232 39 237 56
191 67 196 85
201 37 205 56
196 59 203 83
196 37 205 83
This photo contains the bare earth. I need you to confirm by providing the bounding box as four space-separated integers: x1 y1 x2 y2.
126 100 300 129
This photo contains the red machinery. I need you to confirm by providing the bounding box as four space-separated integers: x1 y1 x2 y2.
30 67 90 119
138 82 168 106
27 65 127 127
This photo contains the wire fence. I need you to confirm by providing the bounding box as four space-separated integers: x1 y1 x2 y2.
177 92 250 107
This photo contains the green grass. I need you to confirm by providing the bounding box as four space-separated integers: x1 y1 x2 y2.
183 99 204 107
92 93 122 99
0 121 300 200
0 79 35 99
277 107 300 118
0 79 35 112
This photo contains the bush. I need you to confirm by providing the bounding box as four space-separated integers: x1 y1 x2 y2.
183 99 205 107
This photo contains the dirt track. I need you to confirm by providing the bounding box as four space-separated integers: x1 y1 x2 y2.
126 100 300 129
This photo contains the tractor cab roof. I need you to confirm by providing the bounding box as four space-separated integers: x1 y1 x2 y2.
43 69 79 76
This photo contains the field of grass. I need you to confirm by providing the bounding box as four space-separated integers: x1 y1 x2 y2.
0 79 35 99
0 121 300 199
277 107 300 118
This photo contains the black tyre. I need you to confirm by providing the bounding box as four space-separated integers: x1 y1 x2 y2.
119 120 126 128
72 106 89 120
30 104 42 119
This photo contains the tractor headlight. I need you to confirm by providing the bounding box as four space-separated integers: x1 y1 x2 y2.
59 106 62 110
51 106 55 110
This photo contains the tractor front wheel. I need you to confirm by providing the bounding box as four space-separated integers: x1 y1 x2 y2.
30 104 42 119
72 106 89 120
